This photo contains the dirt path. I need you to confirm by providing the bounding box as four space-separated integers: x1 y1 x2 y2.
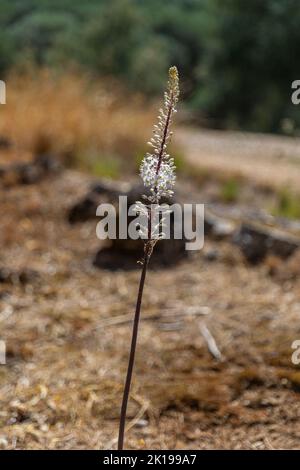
176 127 300 190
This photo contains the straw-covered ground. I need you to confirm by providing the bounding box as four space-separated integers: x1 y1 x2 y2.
0 162 300 450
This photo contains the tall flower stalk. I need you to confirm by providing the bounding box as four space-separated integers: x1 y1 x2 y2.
118 67 180 450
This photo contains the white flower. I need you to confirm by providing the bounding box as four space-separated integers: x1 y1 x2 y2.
137 66 179 241
140 154 176 200
139 66 179 205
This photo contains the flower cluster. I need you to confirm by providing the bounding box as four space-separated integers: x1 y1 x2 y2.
139 66 180 204
140 155 176 200
118 67 180 452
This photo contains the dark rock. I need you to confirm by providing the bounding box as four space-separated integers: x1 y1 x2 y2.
203 215 215 235
70 180 227 269
0 268 39 285
68 180 128 224
203 248 219 262
18 163 43 185
68 180 187 269
233 223 300 264
34 153 61 172
93 236 187 271
0 136 12 149
68 193 102 224
93 194 188 270
0 154 60 186
68 181 174 224
18 269 40 284
93 247 140 271
0 268 11 283
268 236 299 259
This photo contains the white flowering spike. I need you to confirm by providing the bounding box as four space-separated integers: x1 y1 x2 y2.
118 68 181 452
135 67 179 245
139 66 179 204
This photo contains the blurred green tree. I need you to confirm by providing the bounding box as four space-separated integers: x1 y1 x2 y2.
193 0 300 132
0 32 15 75
1 0 300 133
73 0 170 93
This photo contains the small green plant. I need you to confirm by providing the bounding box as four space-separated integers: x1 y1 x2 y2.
274 188 300 219
74 152 122 179
169 151 184 173
89 155 121 179
220 178 240 203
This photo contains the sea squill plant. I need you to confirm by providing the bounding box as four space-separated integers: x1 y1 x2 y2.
118 66 180 450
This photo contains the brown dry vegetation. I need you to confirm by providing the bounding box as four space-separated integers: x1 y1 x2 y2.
0 69 154 173
0 167 300 449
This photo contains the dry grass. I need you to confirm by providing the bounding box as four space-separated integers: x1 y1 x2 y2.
1 168 300 449
0 68 155 174
1 69 300 449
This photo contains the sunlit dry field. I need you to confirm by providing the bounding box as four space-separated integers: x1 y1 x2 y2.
0 72 300 450
0 69 154 173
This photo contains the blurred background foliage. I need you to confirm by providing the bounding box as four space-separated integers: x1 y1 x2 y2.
1 0 300 133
